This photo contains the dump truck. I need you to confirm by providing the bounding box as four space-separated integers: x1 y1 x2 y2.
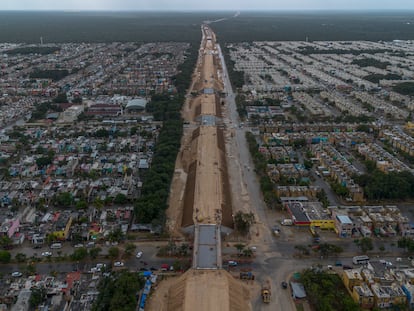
261 281 271 303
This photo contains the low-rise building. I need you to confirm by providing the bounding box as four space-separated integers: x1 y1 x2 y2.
351 283 375 310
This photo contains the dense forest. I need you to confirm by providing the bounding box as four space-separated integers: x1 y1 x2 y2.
354 169 414 201
213 12 414 42
29 69 69 81
2 12 414 43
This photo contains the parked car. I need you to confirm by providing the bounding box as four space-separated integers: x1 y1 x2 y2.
228 260 238 266
86 242 95 248
136 251 143 258
113 261 124 267
281 281 288 289
11 272 22 277
41 252 52 257
343 265 352 270
50 243 62 249
74 243 84 248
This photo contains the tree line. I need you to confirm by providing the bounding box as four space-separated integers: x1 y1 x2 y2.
92 271 145 311
29 69 69 81
220 45 244 90
354 169 414 201
245 132 279 209
6 46 60 55
133 42 198 227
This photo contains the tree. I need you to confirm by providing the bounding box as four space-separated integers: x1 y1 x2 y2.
29 287 47 308
15 253 27 263
398 237 414 253
89 247 102 259
93 197 104 210
0 250 11 263
356 237 373 253
92 271 145 311
56 192 72 207
234 243 245 256
318 243 343 258
301 269 360 311
46 233 58 244
25 264 36 276
76 199 88 210
36 156 53 168
0 236 12 248
108 247 120 260
124 243 136 258
70 247 88 261
178 244 189 256
242 248 253 257
107 228 124 243
53 92 68 103
234 212 255 235
113 193 128 205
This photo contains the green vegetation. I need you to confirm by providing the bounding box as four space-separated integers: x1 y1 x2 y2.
355 237 374 253
354 169 414 200
317 243 343 258
134 42 197 227
334 114 375 123
393 82 414 96
234 94 248 119
299 47 391 56
0 12 205 43
212 12 414 42
6 46 60 55
29 287 47 309
246 132 279 208
0 250 11 263
108 247 120 260
30 101 62 121
173 44 199 94
221 46 244 90
233 211 255 236
29 69 69 81
363 73 401 84
133 117 182 225
89 247 102 259
92 271 145 311
301 269 360 311
70 247 88 261
330 181 350 198
2 12 414 44
397 237 414 253
316 189 329 208
352 58 390 69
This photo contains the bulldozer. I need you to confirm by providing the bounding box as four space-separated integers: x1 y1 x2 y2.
261 281 271 303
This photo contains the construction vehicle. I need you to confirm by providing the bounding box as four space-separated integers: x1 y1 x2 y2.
261 281 271 303
239 272 255 280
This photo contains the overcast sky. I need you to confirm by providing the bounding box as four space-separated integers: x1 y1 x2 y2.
1 0 414 11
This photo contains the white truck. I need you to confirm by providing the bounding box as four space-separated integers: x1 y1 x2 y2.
281 219 293 226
